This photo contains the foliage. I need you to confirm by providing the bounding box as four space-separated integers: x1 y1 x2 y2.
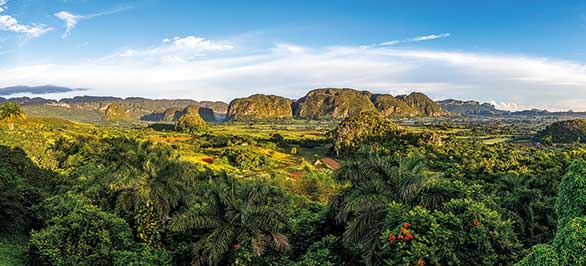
220 145 272 170
28 194 135 266
534 119 586 144
112 244 172 266
170 176 290 265
330 152 438 265
381 199 522 265
0 101 26 129
517 160 586 266
332 111 401 154
3 112 586 266
175 112 208 134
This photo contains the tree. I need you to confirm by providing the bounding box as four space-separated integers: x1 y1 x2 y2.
108 139 196 245
175 112 208 134
518 160 586 266
330 152 437 265
381 199 522 266
171 175 290 265
0 102 26 130
29 194 135 266
332 111 401 155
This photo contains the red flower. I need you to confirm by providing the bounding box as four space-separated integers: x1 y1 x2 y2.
388 234 396 242
473 220 481 226
417 259 425 266
403 223 411 228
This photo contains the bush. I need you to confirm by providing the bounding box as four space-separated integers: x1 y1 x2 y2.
221 146 272 170
29 195 135 266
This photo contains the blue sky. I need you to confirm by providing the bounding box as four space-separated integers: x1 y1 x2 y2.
2 0 586 110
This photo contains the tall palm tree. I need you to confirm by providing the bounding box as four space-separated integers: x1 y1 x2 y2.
0 102 26 130
108 139 196 244
330 152 436 265
171 175 290 266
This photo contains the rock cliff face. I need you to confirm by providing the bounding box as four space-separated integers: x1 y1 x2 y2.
102 103 130 121
370 94 421 117
438 99 507 115
143 104 216 122
293 88 377 119
226 88 450 121
226 94 293 121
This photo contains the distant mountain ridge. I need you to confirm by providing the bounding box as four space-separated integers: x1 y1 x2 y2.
0 95 229 123
0 85 87 96
438 99 508 115
4 86 586 123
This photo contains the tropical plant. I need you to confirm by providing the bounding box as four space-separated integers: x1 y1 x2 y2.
331 111 401 155
170 175 290 265
518 160 586 265
108 139 197 245
0 102 26 130
28 194 135 266
330 152 438 265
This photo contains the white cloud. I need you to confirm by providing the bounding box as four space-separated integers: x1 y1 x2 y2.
54 6 131 38
0 1 52 38
4 41 586 111
379 33 451 46
119 36 234 63
409 33 451 42
54 11 82 38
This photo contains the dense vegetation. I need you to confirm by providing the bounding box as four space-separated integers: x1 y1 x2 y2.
1 100 586 265
534 118 586 144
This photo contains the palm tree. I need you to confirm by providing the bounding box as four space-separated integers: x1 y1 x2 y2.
330 152 436 265
108 139 196 245
0 102 26 130
171 175 290 266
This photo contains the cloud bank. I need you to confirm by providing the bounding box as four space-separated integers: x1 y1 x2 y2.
1 35 586 111
120 36 234 63
0 0 52 38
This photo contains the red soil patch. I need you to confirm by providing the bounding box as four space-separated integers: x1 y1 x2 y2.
201 157 215 164
288 170 305 178
320 157 341 169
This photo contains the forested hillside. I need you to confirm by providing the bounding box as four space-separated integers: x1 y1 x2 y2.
1 101 584 265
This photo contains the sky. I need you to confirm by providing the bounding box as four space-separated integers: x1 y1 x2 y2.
2 1 586 110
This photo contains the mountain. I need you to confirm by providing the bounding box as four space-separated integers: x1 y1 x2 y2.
4 95 228 123
0 85 87 96
293 88 377 119
396 92 447 117
225 88 449 121
103 103 131 121
226 94 293 121
142 104 216 122
370 94 421 117
438 99 508 115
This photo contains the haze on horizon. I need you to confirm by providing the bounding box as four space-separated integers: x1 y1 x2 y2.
2 0 586 111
